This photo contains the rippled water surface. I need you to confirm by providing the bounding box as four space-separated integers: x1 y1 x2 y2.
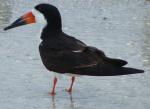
0 0 150 109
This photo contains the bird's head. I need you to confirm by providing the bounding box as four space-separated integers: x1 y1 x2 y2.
4 4 62 32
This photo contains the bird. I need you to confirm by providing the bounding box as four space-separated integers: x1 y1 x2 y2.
4 3 144 96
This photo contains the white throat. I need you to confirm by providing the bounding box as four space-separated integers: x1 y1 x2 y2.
31 9 47 41
32 9 47 28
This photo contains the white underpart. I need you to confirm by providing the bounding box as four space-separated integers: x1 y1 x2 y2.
52 72 81 79
51 71 62 79
31 9 47 42
66 73 81 77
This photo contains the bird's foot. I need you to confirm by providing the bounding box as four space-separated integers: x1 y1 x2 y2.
49 92 56 96
65 89 72 94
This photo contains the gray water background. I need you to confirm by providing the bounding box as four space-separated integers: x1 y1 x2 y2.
0 0 150 109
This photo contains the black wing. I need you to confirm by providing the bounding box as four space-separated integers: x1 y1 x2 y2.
85 46 128 67
57 46 127 71
39 33 143 76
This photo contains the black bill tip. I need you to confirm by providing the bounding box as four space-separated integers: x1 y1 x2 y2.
3 17 27 31
4 26 12 31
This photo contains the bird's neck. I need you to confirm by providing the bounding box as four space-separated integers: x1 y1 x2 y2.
41 23 62 40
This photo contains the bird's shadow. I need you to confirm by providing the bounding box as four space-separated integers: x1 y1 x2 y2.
51 94 75 109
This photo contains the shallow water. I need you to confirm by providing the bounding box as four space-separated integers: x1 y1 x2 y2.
0 0 150 109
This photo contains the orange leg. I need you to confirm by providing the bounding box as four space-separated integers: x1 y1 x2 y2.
66 76 75 93
49 77 57 96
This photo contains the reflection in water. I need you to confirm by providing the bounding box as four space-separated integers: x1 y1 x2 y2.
51 94 75 109
0 0 12 28
51 96 56 109
68 94 76 109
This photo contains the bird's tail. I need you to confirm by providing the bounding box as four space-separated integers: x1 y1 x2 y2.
103 67 144 76
74 66 144 76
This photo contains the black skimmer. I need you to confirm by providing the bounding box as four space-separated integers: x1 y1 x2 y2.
4 4 144 96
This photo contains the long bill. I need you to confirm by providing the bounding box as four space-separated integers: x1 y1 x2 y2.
4 11 36 31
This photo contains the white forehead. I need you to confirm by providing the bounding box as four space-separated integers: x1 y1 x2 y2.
31 8 47 27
